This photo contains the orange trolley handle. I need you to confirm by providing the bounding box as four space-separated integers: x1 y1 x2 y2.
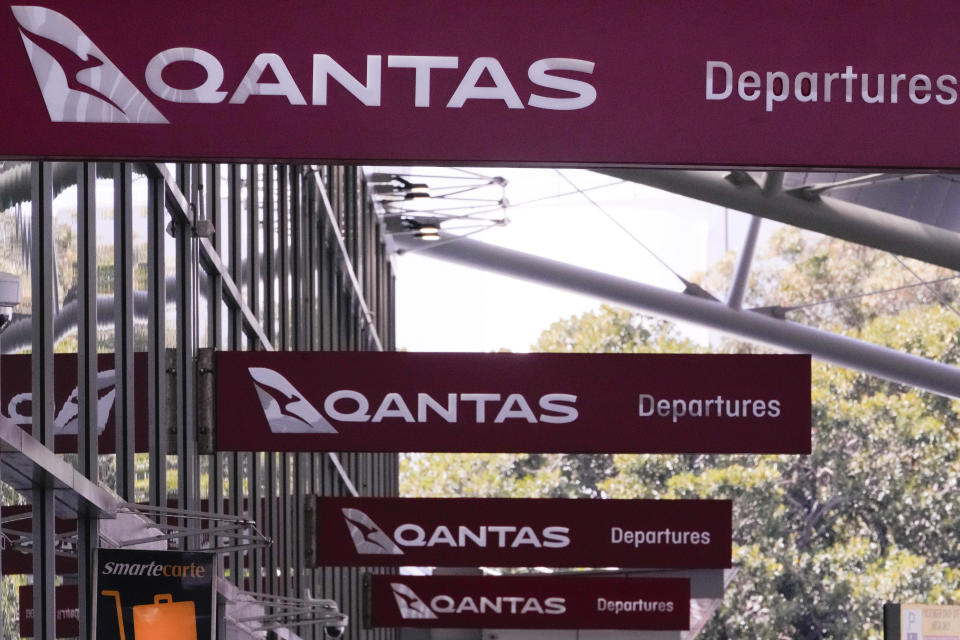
101 590 126 640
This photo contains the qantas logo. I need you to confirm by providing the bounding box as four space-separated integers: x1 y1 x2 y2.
341 508 404 555
248 367 337 434
338 508 571 555
4 368 118 435
247 367 579 432
11 6 167 123
12 6 597 125
390 583 438 620
389 582 567 618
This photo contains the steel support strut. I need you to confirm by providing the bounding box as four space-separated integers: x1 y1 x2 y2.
396 234 960 400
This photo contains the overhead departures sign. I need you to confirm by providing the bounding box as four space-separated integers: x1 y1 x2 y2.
3 1 960 168
215 351 811 454
315 497 732 568
370 575 690 630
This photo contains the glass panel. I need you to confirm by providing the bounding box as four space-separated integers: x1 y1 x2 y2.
95 168 115 353
165 209 177 348
256 164 265 317
240 164 250 306
271 165 281 341
198 263 210 349
52 163 79 354
0 162 34 355
218 163 230 268
132 168 150 350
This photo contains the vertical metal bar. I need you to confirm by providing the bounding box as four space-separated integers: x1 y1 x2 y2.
31 160 55 640
282 453 292 598
206 163 226 561
277 165 290 350
306 175 318 349
294 452 305 600
229 164 242 348
148 168 168 507
319 224 331 351
229 452 243 587
291 169 302 349
208 163 224 349
77 162 99 640
264 165 276 343
267 451 279 595
251 451 264 593
176 170 199 535
247 164 263 322
114 162 136 500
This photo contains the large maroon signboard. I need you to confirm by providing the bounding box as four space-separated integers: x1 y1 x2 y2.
215 351 810 454
0 353 149 454
316 497 731 569
2 1 960 168
370 575 690 630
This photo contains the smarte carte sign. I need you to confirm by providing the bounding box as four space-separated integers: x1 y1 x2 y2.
4 1 960 168
370 575 690 630
315 497 732 568
94 548 216 640
215 351 811 454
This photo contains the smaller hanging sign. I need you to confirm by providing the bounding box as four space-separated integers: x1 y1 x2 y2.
315 497 732 569
370 575 690 630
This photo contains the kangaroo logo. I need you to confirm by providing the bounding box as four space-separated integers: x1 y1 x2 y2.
11 5 168 123
54 369 118 435
390 583 438 620
248 367 337 434
341 508 403 555
5 368 117 436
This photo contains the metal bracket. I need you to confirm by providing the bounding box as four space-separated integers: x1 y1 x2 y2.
111 503 271 554
194 219 216 238
197 348 215 454
226 587 347 634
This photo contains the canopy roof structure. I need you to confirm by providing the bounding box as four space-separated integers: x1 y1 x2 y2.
380 168 960 401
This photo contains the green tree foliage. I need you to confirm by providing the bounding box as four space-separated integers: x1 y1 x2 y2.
401 228 960 639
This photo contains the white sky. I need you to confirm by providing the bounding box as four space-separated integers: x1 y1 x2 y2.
390 168 765 353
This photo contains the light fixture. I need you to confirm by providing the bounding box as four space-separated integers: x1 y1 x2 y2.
372 175 430 200
399 215 442 240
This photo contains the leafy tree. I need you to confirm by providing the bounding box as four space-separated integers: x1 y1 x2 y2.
401 228 960 639
400 306 698 499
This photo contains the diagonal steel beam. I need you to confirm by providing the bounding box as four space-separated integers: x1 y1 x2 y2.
594 169 960 273
396 234 960 399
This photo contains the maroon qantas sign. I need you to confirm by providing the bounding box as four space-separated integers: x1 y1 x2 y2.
3 1 960 169
370 575 689 630
19 585 79 638
0 353 149 454
215 351 811 454
315 497 731 568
